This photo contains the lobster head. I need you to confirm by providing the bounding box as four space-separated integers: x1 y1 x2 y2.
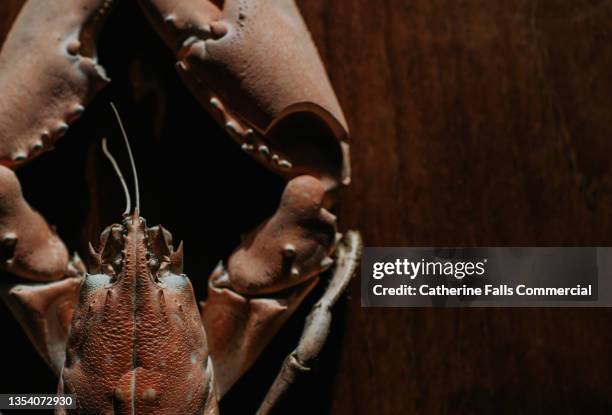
64 210 215 414
138 0 351 191
87 211 184 280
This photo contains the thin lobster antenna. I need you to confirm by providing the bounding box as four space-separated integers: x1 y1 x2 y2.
101 137 131 215
110 102 140 213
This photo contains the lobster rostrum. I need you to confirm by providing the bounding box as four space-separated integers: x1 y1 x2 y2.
0 0 362 413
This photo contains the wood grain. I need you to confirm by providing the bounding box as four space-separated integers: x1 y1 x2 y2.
302 1 612 414
1 1 611 414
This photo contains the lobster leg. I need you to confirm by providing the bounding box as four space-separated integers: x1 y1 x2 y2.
255 231 362 415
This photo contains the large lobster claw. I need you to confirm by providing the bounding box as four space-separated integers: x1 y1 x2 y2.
0 0 114 168
138 0 351 191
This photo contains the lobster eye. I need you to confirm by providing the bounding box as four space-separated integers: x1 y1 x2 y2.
112 255 123 274
95 224 126 277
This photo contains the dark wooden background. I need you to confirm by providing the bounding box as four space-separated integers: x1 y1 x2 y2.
1 1 612 414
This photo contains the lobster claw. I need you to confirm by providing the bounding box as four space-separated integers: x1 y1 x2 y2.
0 166 70 281
138 0 351 190
0 0 114 167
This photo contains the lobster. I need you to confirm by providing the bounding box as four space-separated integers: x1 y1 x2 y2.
0 0 361 413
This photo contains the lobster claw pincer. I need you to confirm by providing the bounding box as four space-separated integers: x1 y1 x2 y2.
138 0 351 191
0 0 114 167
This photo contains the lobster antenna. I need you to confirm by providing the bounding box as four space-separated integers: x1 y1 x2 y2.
110 102 140 213
101 137 131 215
